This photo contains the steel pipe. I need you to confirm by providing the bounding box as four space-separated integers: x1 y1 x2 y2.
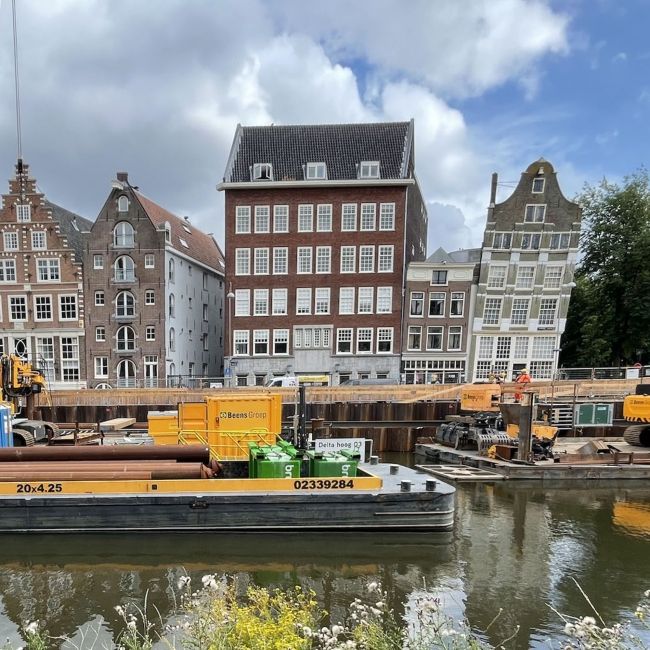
0 445 210 463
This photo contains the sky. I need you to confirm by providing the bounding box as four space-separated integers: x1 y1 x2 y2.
0 0 647 255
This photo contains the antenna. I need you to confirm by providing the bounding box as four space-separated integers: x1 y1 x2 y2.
11 0 22 161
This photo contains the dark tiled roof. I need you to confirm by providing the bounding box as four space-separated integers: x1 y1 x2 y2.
225 121 413 183
134 191 224 274
426 247 481 264
44 200 93 262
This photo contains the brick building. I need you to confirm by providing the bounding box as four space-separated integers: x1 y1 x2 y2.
0 160 91 389
84 173 225 388
219 121 427 385
402 247 479 384
469 159 581 380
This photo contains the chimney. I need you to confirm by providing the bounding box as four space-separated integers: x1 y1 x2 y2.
184 216 190 222
117 172 128 183
490 172 498 205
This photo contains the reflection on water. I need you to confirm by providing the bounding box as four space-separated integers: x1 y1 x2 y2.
0 467 648 649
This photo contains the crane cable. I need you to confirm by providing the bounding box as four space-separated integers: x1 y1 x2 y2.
11 0 22 161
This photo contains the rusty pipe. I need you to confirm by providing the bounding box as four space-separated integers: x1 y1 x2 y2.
0 445 210 463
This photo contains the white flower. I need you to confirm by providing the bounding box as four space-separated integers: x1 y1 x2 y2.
177 576 191 589
127 620 137 630
24 622 38 635
367 581 379 592
114 605 124 617
331 624 343 636
583 616 597 626
375 601 384 608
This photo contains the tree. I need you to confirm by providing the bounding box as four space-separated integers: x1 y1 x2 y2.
561 170 650 367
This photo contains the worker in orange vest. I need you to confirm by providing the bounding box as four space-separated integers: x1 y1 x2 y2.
514 368 531 402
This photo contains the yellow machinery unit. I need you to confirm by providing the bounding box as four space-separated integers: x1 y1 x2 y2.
148 394 282 460
460 384 501 412
622 386 650 447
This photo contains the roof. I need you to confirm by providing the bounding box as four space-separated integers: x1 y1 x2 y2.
426 247 481 264
224 121 413 183
134 191 224 274
44 200 93 262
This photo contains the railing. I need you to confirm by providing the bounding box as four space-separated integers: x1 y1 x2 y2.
177 428 275 460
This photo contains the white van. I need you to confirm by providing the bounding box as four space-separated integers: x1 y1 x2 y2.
265 375 330 388
265 376 298 388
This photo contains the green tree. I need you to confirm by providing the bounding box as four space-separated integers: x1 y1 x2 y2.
561 170 650 367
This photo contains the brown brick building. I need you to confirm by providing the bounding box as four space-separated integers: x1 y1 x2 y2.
218 121 427 385
0 160 91 388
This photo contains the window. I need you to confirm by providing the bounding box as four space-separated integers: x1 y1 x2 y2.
297 247 312 274
315 288 330 314
544 266 563 289
37 258 60 281
429 292 445 317
296 288 312 315
273 247 288 275
272 288 287 315
341 204 357 231
493 232 512 250
407 326 422 351
114 255 135 282
359 161 380 178
514 336 529 359
36 337 54 364
0 260 16 282
294 327 331 349
168 259 175 282
315 246 331 274
235 248 250 275
410 291 424 316
306 162 327 179
95 357 108 378
144 356 158 386
169 328 175 351
252 163 273 180
521 233 541 250
34 296 52 321
539 298 557 326
233 330 249 355
532 178 545 193
357 328 373 353
378 245 394 272
379 203 395 230
253 330 269 355
431 270 448 285
254 248 269 275
60 337 80 382
235 289 250 317
254 206 270 233
273 205 288 233
116 326 135 351
116 291 135 317
254 289 269 316
202 303 208 321
317 205 332 232
340 246 356 273
530 360 553 379
550 233 571 250
359 246 374 273
487 265 508 289
145 254 155 268
16 204 31 222
298 205 313 232
235 206 251 233
426 326 443 351
31 231 46 250
448 326 462 351
145 290 155 305
201 333 208 351
93 254 103 270
515 265 535 289
532 336 555 359
524 204 546 222
146 326 156 341
360 203 376 231
118 195 129 212
96 326 106 342
377 287 392 313
94 290 105 306
339 287 355 314
511 298 530 325
337 328 353 354
273 329 289 355
377 328 393 353
357 287 373 314
478 336 493 359
496 336 511 359
59 295 78 320
483 298 502 325
3 232 18 251
450 292 464 316
113 221 134 247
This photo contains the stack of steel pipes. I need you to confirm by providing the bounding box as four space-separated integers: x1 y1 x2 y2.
0 445 215 481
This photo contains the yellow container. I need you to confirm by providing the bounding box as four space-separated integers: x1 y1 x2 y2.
206 394 282 434
148 411 180 445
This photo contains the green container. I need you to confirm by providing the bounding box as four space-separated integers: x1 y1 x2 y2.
307 451 358 478
255 454 301 479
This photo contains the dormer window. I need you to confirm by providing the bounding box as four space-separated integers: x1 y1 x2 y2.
16 204 31 222
252 163 273 181
359 161 380 179
118 196 129 212
164 221 171 243
306 162 327 180
532 178 545 193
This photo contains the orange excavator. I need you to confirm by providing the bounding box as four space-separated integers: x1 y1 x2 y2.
622 385 650 447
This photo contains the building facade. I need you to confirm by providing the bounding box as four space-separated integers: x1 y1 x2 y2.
84 173 225 388
219 121 427 386
469 159 581 381
0 160 91 389
402 247 479 384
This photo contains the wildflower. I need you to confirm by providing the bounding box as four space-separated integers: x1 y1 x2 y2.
375 601 384 608
24 622 38 635
177 575 191 590
127 620 137 630
367 581 379 593
583 616 596 626
331 624 343 636
114 605 124 617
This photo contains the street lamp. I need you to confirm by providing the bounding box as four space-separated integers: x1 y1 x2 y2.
226 284 235 387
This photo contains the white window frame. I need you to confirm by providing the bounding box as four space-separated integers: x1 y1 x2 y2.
360 203 376 231
0 259 17 282
253 329 270 356
297 247 313 274
376 287 392 314
378 245 394 272
532 178 545 193
336 328 353 354
487 265 508 289
94 357 109 379
272 288 287 315
254 248 269 275
273 205 289 233
235 206 251 234
233 330 249 356
410 291 424 317
235 248 250 275
357 287 374 314
316 204 332 232
315 246 331 274
95 326 106 342
118 195 129 212
448 326 462 351
94 290 105 307
483 298 502 325
450 292 464 317
524 204 546 223
407 326 422 351
426 326 444 351
30 231 46 250
341 204 357 231
273 247 288 275
539 298 557 326
377 327 393 353
379 203 395 231
33 295 53 321
254 206 270 233
315 288 330 314
340 246 356 273
511 298 530 326
515 265 536 289
234 289 250 317
113 221 135 248
358 161 380 179
252 163 273 181
543 265 564 289
359 245 375 273
339 287 355 315
146 326 156 342
356 327 373 354
16 204 31 222
428 292 445 317
254 289 269 316
37 258 60 282
3 232 18 251
144 254 155 268
493 232 512 250
306 162 327 179
59 294 78 321
93 254 103 270
296 288 312 315
145 290 155 306
273 329 289 355
298 205 313 232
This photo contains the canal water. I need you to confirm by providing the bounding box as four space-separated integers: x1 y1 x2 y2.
0 455 648 649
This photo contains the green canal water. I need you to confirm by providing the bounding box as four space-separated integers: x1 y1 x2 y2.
0 453 648 649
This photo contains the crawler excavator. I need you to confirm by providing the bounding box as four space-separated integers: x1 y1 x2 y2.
622 385 650 447
0 354 58 446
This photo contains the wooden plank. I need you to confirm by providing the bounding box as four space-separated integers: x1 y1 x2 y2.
99 418 136 432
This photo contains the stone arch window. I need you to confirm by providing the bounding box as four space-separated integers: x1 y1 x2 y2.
116 359 136 388
118 196 129 212
116 291 135 317
168 258 175 282
114 255 135 282
169 327 175 352
113 221 134 247
169 293 175 318
116 325 136 351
